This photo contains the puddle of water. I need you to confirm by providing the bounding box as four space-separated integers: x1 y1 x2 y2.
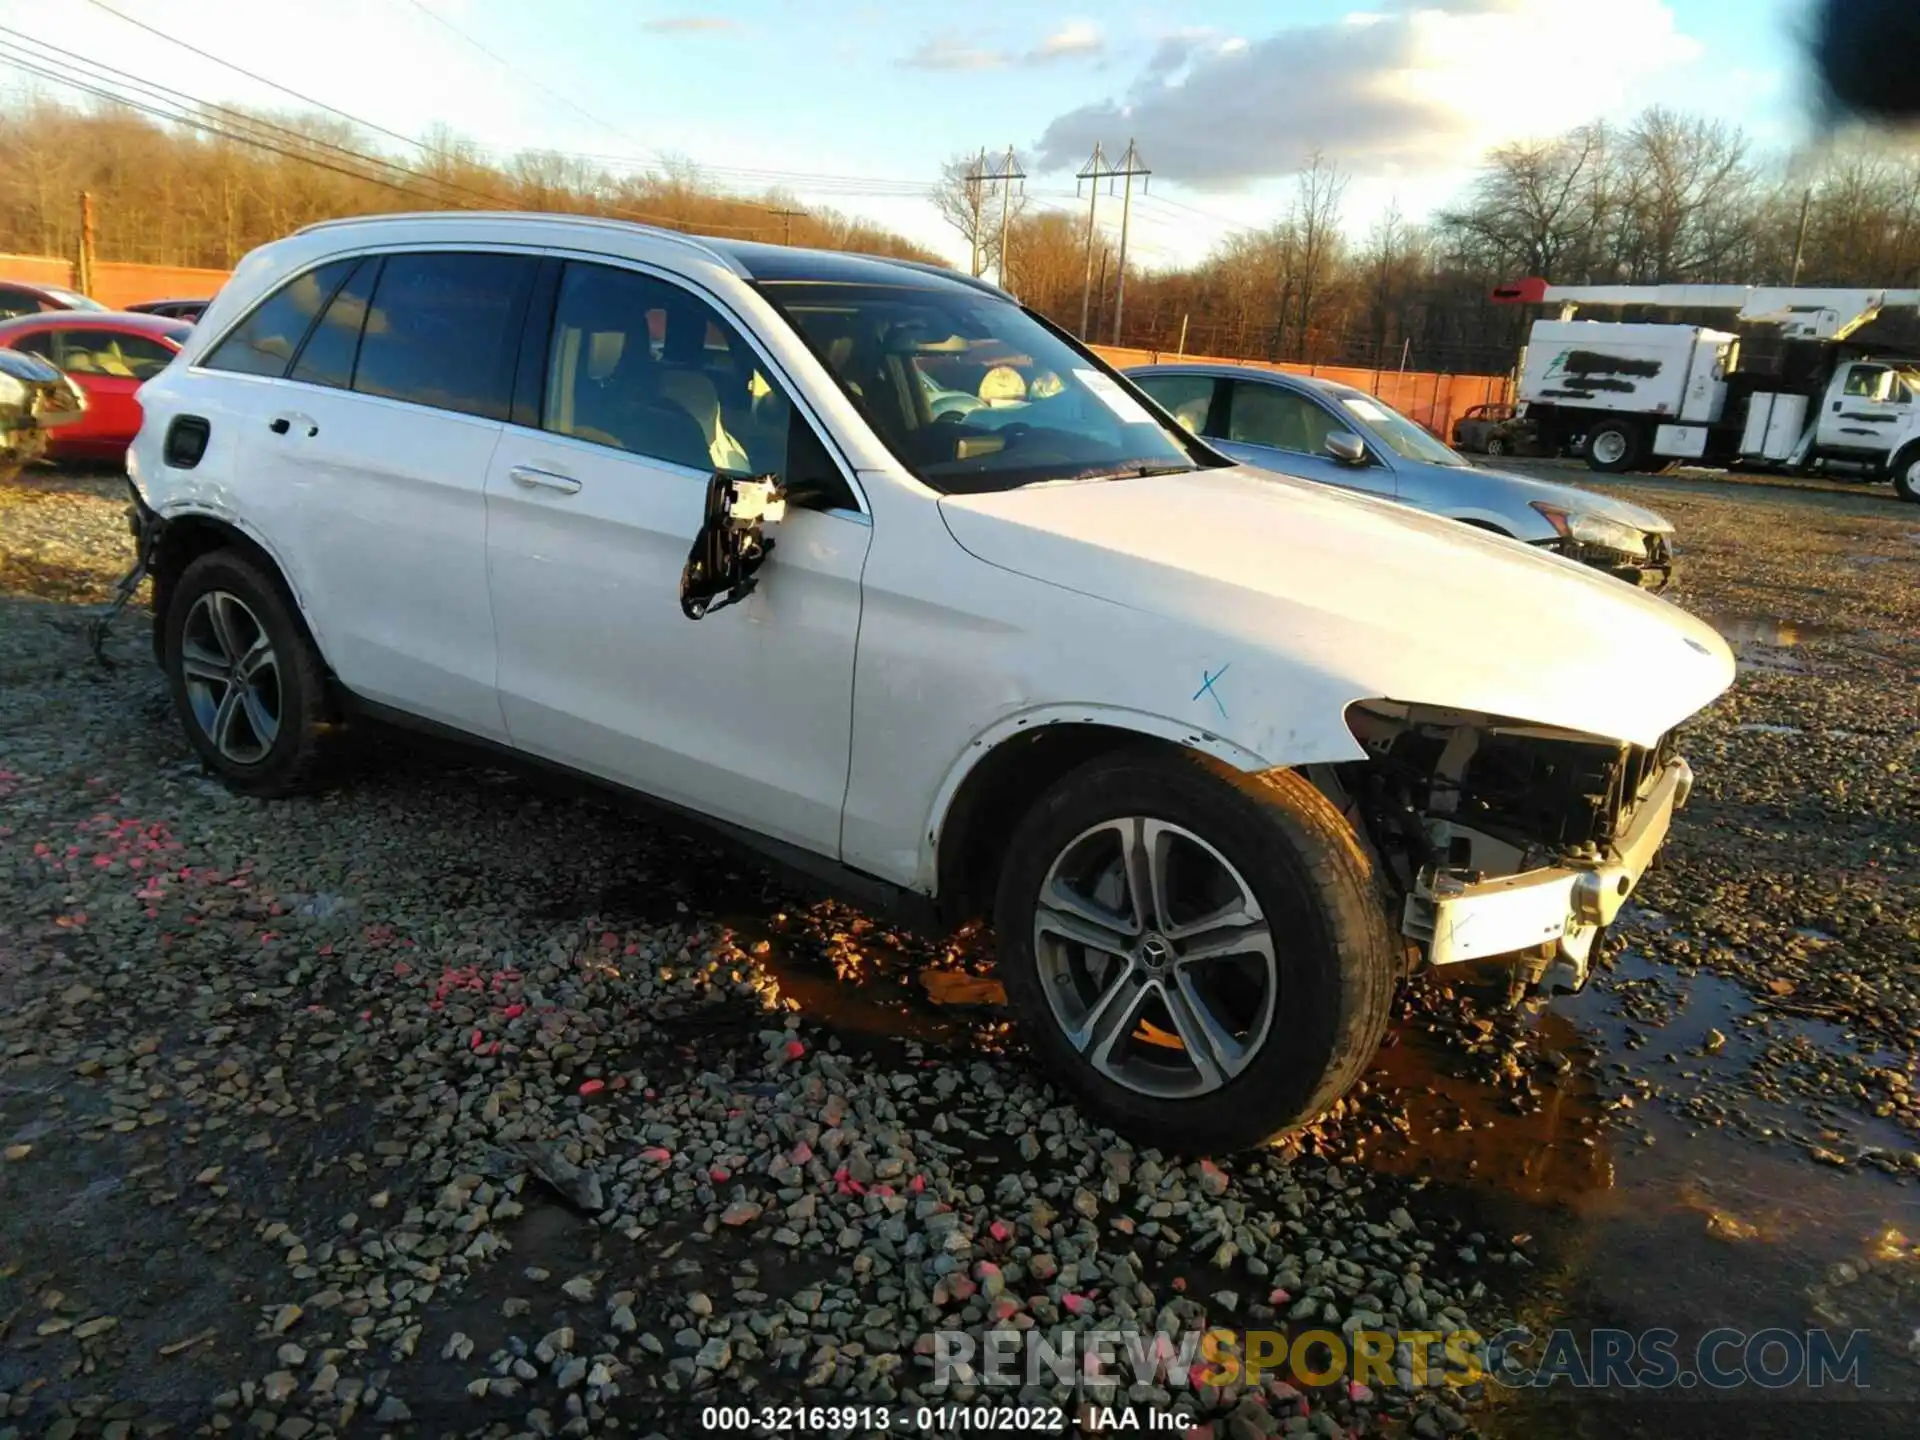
1698 614 1849 649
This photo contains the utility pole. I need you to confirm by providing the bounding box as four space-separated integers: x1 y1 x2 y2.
1075 142 1107 338
771 206 806 246
967 148 986 277
77 191 96 297
1177 312 1189 356
1108 140 1150 345
994 145 1025 293
1790 185 1814 286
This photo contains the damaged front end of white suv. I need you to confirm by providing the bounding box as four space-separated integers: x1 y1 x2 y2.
1330 701 1695 995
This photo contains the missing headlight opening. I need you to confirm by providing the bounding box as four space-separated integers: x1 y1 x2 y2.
1331 701 1688 996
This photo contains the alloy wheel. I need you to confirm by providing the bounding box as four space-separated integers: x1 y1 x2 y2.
1032 817 1279 1099
179 590 282 764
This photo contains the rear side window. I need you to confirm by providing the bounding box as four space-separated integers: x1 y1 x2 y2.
0 287 41 321
290 258 378 391
201 260 356 378
352 252 536 421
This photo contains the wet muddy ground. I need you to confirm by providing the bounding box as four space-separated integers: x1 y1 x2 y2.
1 466 1916 1439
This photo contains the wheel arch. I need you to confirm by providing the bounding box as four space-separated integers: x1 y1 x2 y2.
927 706 1276 927
149 508 322 669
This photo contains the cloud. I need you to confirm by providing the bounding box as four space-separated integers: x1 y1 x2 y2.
1029 21 1103 63
640 15 741 33
1033 0 1702 188
900 22 1105 71
899 34 1010 71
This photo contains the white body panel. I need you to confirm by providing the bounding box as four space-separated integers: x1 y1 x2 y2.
129 212 1737 905
1652 423 1709 459
483 428 870 855
1741 392 1811 462
1520 321 1735 420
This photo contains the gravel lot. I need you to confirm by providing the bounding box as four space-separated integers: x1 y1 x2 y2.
1 465 1915 1440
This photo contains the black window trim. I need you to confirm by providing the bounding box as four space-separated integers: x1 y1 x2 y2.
285 255 382 391
511 249 871 521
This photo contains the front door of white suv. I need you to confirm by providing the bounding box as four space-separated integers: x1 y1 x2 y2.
482 259 870 857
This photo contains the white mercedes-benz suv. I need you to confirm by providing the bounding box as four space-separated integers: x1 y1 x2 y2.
120 212 1735 1152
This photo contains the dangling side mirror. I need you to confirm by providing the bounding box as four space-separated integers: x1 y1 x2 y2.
680 472 787 620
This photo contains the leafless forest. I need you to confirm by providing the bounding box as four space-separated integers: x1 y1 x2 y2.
5 95 1920 372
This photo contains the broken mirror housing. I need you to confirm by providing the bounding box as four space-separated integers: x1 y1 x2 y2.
679 472 787 620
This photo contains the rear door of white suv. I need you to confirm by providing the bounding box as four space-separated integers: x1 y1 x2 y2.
193 249 538 741
481 256 871 857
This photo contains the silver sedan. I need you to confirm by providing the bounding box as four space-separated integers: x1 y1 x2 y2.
1128 363 1676 589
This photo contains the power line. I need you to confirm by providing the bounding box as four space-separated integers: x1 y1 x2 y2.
0 32 767 236
398 0 647 154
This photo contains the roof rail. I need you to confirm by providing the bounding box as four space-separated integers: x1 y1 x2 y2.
292 211 750 277
886 258 1011 300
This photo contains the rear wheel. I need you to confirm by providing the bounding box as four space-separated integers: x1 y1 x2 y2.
993 750 1398 1154
164 549 336 796
1484 433 1510 458
1585 419 1642 473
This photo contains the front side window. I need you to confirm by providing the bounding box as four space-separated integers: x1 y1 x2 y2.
541 262 793 480
352 252 536 420
763 281 1199 494
0 288 40 321
1843 366 1888 399
55 330 178 380
1132 373 1217 435
201 259 356 378
1227 381 1342 455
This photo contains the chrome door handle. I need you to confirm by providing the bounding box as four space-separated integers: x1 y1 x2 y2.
508 465 581 495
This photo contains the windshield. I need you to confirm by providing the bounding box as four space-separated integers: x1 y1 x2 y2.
1335 391 1467 467
761 281 1200 493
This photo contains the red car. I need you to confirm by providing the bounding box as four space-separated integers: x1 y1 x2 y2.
0 311 190 463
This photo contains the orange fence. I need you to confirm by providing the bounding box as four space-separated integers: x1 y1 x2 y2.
1 254 231 310
1091 346 1514 442
1 255 1513 437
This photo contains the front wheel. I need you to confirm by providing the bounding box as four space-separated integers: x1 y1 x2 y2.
1484 434 1510 458
993 750 1398 1154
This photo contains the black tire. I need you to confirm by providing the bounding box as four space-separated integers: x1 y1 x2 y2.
163 548 335 797
993 749 1398 1154
1484 434 1510 458
1894 447 1920 503
1584 419 1642 473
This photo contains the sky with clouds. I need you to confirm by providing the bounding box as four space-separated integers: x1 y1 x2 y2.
0 0 1824 267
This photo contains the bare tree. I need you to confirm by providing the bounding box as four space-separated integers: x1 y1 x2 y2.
930 151 1027 277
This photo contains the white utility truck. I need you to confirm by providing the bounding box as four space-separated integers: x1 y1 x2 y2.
1494 278 1920 500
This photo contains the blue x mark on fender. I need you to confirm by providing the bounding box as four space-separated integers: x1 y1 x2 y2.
1193 664 1231 720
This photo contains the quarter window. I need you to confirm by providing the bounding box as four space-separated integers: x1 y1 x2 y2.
290 258 378 391
542 262 802 484
351 252 536 421
201 259 356 378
